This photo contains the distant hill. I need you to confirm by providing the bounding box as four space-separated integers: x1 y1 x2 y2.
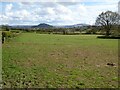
54 23 90 28
2 23 91 29
11 25 32 29
32 23 53 28
8 23 53 29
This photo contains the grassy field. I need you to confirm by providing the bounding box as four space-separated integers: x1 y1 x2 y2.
2 33 118 88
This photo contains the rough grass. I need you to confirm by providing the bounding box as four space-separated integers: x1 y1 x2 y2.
2 33 118 88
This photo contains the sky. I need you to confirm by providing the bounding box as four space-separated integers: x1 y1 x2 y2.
0 0 119 26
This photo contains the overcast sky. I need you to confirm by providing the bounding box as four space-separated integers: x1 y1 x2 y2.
0 0 119 26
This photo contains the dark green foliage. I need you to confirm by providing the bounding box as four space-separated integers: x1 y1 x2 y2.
10 30 20 33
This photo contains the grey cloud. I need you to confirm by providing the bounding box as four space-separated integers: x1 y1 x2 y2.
21 2 38 5
58 2 79 6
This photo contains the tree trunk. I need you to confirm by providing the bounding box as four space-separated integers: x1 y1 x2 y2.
106 29 110 36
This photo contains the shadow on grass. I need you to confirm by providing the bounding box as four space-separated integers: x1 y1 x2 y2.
97 36 120 39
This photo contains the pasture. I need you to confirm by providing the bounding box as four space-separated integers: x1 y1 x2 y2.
2 33 118 88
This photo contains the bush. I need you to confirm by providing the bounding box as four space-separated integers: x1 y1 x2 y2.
2 31 12 43
2 31 20 43
2 31 12 38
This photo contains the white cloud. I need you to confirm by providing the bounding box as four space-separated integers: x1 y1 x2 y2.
0 1 119 25
5 3 13 11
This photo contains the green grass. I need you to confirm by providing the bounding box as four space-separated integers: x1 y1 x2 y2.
2 33 118 88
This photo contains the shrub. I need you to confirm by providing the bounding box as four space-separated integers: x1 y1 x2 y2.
2 31 12 38
2 31 11 43
2 31 15 43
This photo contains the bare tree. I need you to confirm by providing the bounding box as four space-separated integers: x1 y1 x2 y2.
95 11 120 36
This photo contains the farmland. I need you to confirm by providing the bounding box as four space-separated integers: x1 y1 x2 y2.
2 33 118 88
